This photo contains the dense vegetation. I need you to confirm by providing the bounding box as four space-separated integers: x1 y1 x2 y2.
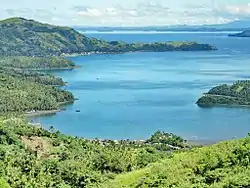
0 67 65 86
0 118 187 188
104 135 250 187
0 56 75 69
0 118 250 187
0 71 73 113
197 80 250 106
0 17 216 57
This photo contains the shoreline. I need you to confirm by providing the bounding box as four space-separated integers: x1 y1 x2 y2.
197 94 250 108
27 120 220 147
61 51 124 57
3 66 81 72
20 66 81 71
25 109 61 117
197 103 250 108
61 48 217 57
26 100 75 117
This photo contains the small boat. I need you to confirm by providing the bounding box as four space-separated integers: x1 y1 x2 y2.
76 110 81 112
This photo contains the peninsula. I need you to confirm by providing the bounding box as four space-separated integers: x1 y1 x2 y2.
197 80 250 106
0 17 217 57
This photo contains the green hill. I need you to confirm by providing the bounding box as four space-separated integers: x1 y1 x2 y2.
0 17 97 56
0 117 250 187
0 118 186 188
0 17 217 57
103 136 250 188
197 80 250 107
0 67 73 113
0 67 65 86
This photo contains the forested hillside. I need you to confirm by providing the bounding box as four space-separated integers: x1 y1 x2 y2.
0 72 73 113
197 80 250 106
0 118 187 188
103 135 250 188
0 67 65 86
0 118 250 187
0 56 75 69
0 17 216 57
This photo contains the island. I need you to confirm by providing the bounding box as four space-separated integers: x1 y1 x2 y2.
228 30 250 37
197 80 250 107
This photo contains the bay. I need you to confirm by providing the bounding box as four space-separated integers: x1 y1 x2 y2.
32 32 250 142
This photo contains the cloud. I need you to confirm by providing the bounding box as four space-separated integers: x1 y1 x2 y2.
4 9 16 16
4 8 33 16
77 8 102 17
69 2 237 26
2 1 250 26
223 4 250 16
72 6 89 12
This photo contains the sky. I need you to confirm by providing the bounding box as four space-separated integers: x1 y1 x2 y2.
1 0 250 26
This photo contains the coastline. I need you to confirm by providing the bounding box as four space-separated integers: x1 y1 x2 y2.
61 47 217 57
197 94 250 108
26 100 74 117
197 102 250 108
26 120 217 147
19 66 81 71
25 109 61 117
61 51 124 57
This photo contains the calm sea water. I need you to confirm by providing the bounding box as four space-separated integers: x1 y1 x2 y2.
32 32 250 142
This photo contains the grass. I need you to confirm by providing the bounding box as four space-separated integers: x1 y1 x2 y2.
102 138 250 187
236 86 244 92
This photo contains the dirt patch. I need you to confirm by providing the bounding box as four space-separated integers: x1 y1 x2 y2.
21 136 51 158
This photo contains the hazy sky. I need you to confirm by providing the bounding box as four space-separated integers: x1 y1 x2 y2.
1 0 250 26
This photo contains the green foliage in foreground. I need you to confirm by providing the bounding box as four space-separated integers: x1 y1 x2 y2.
104 135 250 188
197 80 250 106
0 56 75 69
1 118 250 188
0 178 10 188
0 118 179 188
0 72 73 113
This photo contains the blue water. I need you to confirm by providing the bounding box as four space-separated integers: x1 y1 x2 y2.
32 32 250 142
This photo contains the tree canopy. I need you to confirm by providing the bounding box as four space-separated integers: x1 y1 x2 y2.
197 80 250 106
0 71 73 113
0 56 75 69
0 118 184 188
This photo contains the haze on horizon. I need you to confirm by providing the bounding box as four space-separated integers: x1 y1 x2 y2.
1 0 250 26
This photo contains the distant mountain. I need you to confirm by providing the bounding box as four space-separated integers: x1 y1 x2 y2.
0 17 216 57
216 20 250 29
75 20 250 32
